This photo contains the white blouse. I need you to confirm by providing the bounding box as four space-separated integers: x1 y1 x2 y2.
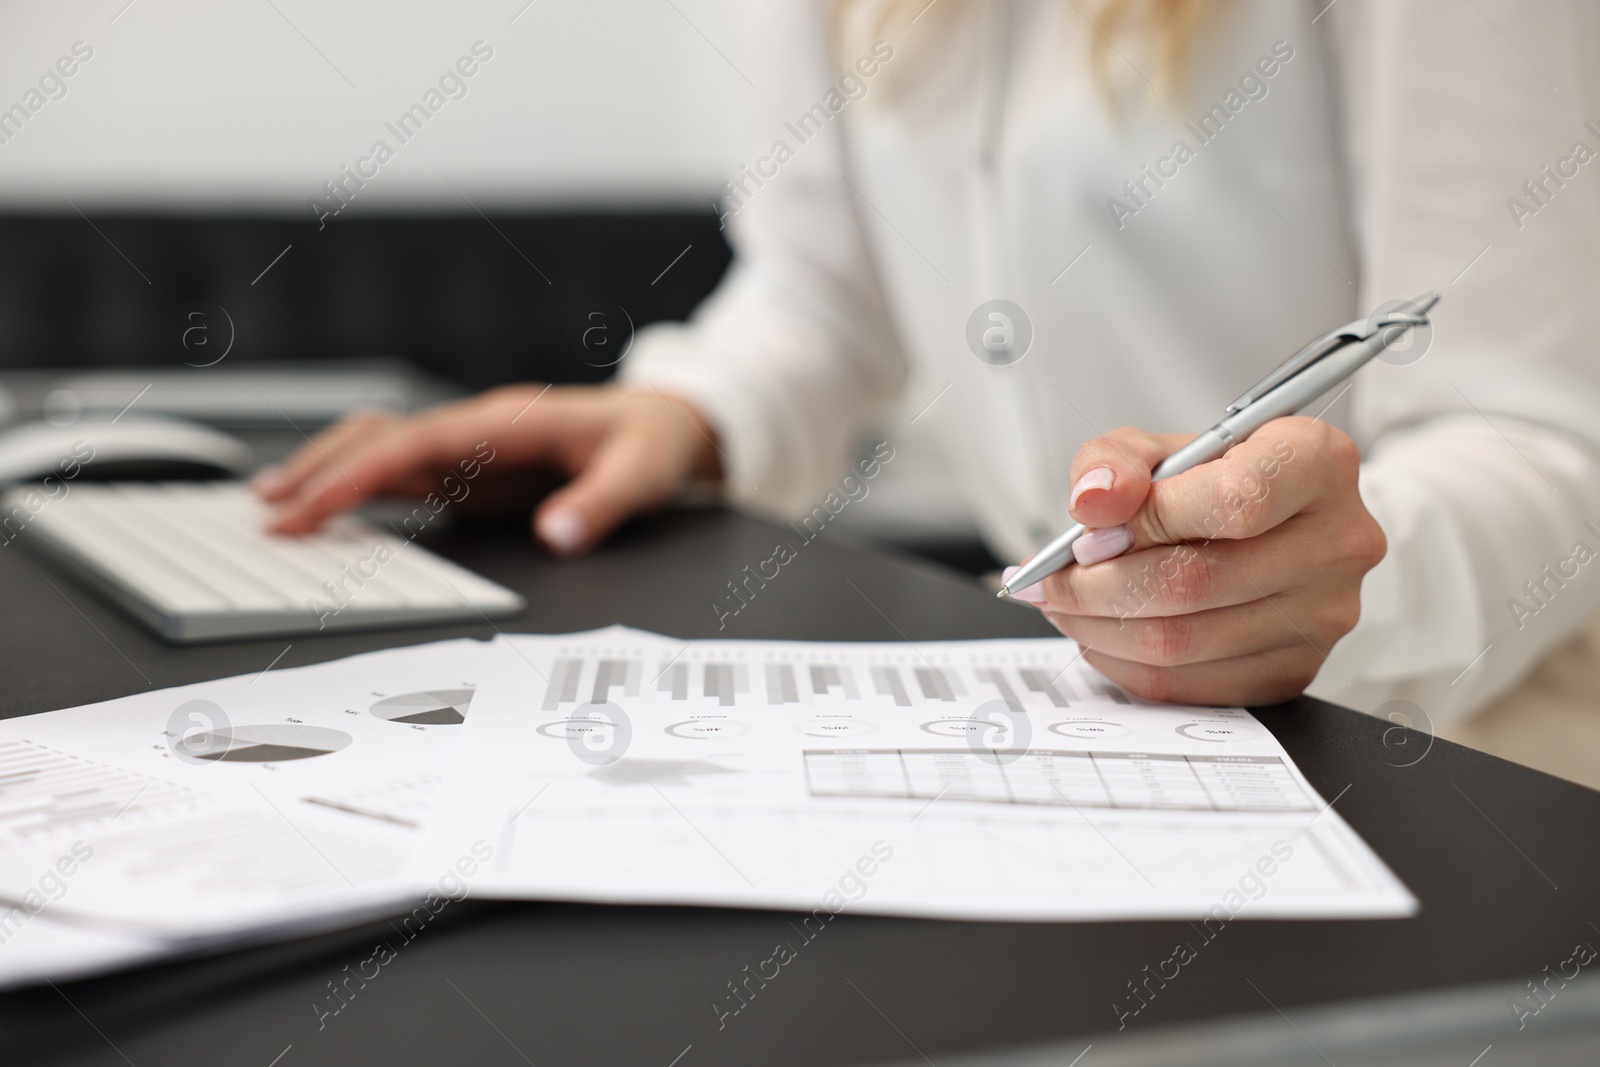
623 0 1600 723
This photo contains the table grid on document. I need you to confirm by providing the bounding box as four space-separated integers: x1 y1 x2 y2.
804 749 1316 812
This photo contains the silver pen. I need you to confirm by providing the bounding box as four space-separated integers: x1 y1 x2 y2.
998 292 1440 598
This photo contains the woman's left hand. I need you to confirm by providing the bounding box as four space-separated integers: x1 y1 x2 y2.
1004 417 1386 706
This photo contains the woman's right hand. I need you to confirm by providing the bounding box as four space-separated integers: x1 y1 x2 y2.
253 384 721 555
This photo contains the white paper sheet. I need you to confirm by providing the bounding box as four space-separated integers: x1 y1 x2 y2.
416 627 1416 921
0 625 1417 988
0 638 505 985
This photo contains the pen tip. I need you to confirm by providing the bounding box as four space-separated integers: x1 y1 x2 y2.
996 587 1010 598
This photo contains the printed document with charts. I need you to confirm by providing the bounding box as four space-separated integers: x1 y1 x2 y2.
417 627 1416 921
0 638 506 987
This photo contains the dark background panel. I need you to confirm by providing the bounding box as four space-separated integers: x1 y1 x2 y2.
0 211 733 389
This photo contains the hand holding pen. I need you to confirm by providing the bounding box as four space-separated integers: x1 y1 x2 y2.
1001 294 1438 706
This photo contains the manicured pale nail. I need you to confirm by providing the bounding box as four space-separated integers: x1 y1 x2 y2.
1073 524 1134 566
1069 467 1115 508
538 507 587 555
265 506 298 533
1001 565 1048 606
250 467 284 495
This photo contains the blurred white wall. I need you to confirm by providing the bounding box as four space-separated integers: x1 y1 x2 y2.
0 0 750 211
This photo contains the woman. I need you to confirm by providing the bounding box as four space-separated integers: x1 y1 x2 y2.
257 0 1600 722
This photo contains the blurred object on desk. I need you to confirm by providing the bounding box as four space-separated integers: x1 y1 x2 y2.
0 414 252 484
12 357 458 430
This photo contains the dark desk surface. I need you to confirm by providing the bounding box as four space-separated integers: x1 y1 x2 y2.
2 509 1597 1066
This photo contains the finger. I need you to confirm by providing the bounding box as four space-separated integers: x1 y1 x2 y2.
268 405 509 533
1044 516 1339 618
1066 427 1186 530
1044 596 1311 667
1082 644 1326 707
266 427 410 534
1119 418 1356 551
533 425 689 555
253 414 394 501
385 471 448 500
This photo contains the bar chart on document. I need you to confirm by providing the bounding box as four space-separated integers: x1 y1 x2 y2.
425 630 1415 921
537 636 1139 712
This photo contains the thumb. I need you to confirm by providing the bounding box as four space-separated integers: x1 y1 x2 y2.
1067 427 1189 529
1063 427 1194 569
532 428 682 555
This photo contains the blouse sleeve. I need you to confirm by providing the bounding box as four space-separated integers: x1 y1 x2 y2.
1314 0 1600 722
620 1 908 518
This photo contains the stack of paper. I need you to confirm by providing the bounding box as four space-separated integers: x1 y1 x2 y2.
0 640 491 985
0 628 1415 987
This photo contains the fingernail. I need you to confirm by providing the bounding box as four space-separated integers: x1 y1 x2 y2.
251 467 283 495
1073 524 1134 566
1001 566 1048 607
538 507 587 555
1069 467 1115 509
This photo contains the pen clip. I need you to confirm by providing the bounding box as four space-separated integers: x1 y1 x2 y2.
1223 293 1439 415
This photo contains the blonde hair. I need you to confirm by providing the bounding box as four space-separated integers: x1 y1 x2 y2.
834 0 1212 109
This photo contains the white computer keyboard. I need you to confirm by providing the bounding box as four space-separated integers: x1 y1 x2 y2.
4 482 524 642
